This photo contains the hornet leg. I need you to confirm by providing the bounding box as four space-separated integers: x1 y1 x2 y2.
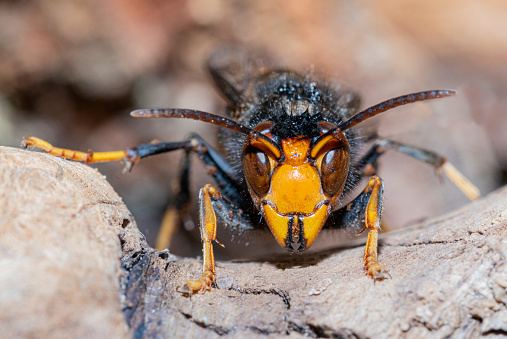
362 175 389 280
326 175 388 280
22 135 246 251
356 138 479 200
183 183 223 293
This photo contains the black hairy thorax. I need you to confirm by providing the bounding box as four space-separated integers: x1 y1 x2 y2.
235 70 360 142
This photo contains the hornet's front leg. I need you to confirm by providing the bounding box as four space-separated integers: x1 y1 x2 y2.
327 175 388 281
183 183 224 294
361 175 389 280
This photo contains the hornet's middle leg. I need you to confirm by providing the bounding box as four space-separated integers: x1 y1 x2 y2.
356 138 479 200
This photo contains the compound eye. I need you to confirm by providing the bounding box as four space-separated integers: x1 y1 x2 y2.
320 148 350 196
242 145 271 196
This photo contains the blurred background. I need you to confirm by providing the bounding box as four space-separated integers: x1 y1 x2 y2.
0 0 504 258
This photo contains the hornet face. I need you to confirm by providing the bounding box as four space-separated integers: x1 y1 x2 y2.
242 120 351 253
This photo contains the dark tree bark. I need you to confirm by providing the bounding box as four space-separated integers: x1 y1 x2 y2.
1 146 506 338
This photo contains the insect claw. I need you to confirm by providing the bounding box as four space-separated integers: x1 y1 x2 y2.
181 271 215 294
176 283 195 296
121 160 134 174
21 136 31 149
357 227 366 236
373 270 391 282
122 148 141 173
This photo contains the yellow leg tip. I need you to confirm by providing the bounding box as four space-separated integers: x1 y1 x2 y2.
180 270 215 294
21 136 48 150
367 265 390 281
441 161 480 201
365 257 390 281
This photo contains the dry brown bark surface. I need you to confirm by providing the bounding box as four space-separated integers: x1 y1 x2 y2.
1 145 506 338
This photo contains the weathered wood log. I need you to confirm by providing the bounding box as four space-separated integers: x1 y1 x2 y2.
1 146 506 338
0 146 139 338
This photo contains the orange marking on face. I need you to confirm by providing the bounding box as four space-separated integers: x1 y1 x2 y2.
262 203 289 248
300 203 329 248
250 138 281 159
265 163 325 214
260 138 327 215
310 134 334 159
281 138 310 166
257 137 331 251
262 202 329 250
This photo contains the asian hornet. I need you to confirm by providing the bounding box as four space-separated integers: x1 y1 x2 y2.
22 46 479 294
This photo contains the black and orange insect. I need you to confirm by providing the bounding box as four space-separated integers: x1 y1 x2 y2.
23 46 479 293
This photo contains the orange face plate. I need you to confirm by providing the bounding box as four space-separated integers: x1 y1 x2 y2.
258 137 330 252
